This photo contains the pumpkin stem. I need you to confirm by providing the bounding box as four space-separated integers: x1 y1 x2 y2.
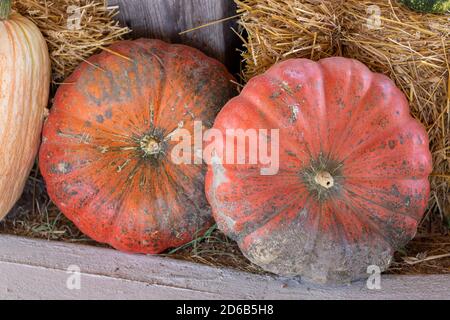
0 0 11 21
141 136 161 155
314 171 334 189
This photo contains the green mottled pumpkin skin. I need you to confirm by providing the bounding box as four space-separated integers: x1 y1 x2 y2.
400 0 450 13
39 39 236 254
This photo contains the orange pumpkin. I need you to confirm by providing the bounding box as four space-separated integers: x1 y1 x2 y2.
205 57 432 283
40 39 236 253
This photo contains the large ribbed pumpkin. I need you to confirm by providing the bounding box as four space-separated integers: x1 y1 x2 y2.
205 57 432 283
40 39 236 253
0 1 50 220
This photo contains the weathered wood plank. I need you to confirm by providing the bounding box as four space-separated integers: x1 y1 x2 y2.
107 0 240 71
0 234 449 299
0 262 216 300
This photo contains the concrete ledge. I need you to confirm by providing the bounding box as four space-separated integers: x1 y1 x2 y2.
0 234 448 300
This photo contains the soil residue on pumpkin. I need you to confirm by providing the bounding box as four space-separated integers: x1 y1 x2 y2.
1 164 448 277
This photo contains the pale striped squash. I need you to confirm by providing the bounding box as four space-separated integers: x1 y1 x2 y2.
0 0 50 220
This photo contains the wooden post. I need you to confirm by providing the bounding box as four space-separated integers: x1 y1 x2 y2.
108 0 241 72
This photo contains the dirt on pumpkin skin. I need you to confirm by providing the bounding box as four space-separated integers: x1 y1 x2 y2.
0 165 449 276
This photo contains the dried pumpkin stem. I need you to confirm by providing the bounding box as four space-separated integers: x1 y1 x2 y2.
145 139 161 154
315 171 334 189
0 0 11 20
141 136 162 155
